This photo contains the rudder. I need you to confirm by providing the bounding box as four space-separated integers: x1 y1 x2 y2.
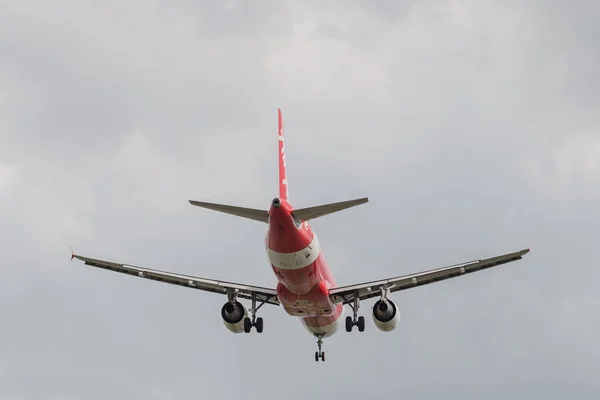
278 108 289 201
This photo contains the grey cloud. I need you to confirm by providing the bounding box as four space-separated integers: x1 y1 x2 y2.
1 0 599 398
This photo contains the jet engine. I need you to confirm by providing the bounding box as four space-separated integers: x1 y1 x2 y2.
221 301 248 333
372 299 399 332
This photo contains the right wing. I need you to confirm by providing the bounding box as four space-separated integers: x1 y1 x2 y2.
329 249 530 305
72 253 280 306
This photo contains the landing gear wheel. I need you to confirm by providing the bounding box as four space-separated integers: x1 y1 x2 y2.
243 316 264 333
243 317 252 333
357 316 365 332
314 335 326 362
241 292 268 333
345 316 353 332
345 291 366 332
255 317 264 333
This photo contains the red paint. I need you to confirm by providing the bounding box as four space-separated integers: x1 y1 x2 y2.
278 108 288 202
265 109 344 336
265 199 312 254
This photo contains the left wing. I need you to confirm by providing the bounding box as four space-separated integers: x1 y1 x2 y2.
72 253 280 306
329 249 530 305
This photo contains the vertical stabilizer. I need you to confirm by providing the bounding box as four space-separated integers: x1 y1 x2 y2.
278 108 289 201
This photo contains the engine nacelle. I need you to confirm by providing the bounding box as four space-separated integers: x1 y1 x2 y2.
221 301 248 334
372 299 399 332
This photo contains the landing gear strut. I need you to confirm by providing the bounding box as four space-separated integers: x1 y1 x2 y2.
345 290 365 332
314 334 325 362
238 292 266 333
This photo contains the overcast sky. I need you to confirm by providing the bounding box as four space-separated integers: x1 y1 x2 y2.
1 1 599 398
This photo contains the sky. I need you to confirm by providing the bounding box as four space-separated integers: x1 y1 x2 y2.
1 0 599 398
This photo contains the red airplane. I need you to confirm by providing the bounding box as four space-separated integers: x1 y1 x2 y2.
72 109 530 362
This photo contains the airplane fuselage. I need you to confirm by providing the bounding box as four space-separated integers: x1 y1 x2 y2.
265 197 343 337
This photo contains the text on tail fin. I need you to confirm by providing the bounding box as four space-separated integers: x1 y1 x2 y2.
278 108 289 201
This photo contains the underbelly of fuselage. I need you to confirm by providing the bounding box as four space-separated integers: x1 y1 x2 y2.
276 277 344 337
265 214 343 337
276 278 335 317
270 255 344 337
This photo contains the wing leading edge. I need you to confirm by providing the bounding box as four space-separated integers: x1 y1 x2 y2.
329 249 530 305
72 253 280 306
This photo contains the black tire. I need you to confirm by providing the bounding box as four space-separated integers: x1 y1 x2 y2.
321 352 325 362
315 351 319 362
243 317 252 333
357 316 365 332
255 317 264 333
345 316 353 332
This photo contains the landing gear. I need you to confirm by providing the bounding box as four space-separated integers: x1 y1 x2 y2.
223 290 271 333
314 351 325 362
314 334 325 362
230 291 267 333
345 291 365 332
243 316 263 333
345 315 365 332
255 316 264 333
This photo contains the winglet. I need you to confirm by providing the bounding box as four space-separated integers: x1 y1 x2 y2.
70 246 75 261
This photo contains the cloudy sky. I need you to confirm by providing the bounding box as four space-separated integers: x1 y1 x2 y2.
1 0 599 398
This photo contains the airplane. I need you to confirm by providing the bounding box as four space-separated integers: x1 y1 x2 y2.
71 108 530 362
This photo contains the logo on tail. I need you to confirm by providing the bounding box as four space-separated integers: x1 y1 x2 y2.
278 108 289 201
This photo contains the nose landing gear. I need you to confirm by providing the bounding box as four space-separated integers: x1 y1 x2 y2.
314 334 325 362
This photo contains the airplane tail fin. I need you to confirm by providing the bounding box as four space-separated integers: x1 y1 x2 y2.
188 200 268 223
276 109 368 221
292 197 369 221
187 109 367 224
278 108 289 202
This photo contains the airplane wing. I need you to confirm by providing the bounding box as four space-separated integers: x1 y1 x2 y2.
72 253 280 306
329 249 530 305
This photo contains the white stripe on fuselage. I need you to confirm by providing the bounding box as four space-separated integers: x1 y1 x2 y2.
267 234 321 270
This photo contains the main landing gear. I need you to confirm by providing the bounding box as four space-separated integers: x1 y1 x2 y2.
345 291 365 332
242 292 265 333
314 334 325 362
243 315 263 333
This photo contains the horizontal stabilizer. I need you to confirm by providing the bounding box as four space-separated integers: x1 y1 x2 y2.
292 197 368 221
189 200 269 223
